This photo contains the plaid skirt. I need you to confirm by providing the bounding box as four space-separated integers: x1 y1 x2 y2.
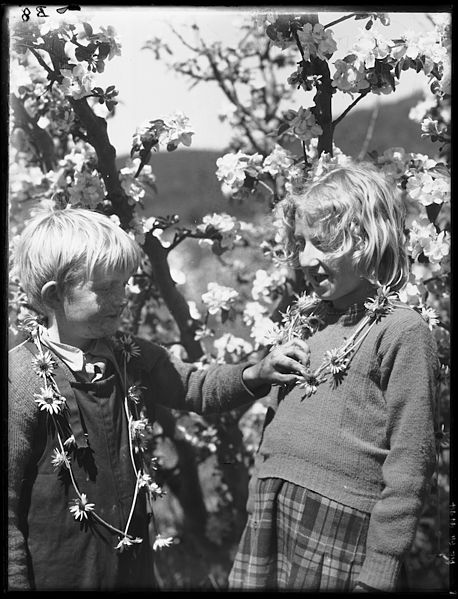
228 477 371 591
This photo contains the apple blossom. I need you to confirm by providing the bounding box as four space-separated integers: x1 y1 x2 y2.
201 282 239 315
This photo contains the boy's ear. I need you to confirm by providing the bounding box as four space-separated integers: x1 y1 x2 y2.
41 281 61 309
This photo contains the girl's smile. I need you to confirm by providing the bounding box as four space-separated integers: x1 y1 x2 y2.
294 221 370 309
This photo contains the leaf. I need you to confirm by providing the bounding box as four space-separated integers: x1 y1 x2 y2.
75 45 90 62
365 19 374 30
278 122 290 136
106 85 116 93
96 60 105 74
92 86 103 95
429 163 450 179
82 22 93 37
97 42 111 61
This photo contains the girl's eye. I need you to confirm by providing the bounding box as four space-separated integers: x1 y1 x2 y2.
311 236 324 249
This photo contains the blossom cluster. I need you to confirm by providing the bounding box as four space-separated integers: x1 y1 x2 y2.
196 213 242 254
213 333 253 364
216 151 263 195
132 112 194 156
407 219 450 270
265 16 337 60
295 23 337 61
57 64 95 100
201 282 239 315
68 168 107 209
251 268 288 302
283 107 323 142
406 170 450 207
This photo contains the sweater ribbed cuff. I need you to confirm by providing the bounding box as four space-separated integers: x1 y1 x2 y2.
239 364 271 399
357 550 403 591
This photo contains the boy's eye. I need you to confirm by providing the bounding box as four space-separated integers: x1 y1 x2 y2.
294 237 305 252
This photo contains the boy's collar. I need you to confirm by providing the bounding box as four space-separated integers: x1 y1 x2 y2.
38 326 114 376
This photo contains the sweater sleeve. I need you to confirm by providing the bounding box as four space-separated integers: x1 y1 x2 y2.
137 339 270 414
357 317 439 591
8 345 41 590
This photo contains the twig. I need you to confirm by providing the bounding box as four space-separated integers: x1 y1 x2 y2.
324 14 357 29
333 91 369 128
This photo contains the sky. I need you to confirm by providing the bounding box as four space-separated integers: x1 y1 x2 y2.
7 6 446 155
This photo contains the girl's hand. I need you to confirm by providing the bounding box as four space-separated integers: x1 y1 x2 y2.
242 339 311 391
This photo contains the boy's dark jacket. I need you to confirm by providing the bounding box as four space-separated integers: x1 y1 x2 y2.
8 335 261 591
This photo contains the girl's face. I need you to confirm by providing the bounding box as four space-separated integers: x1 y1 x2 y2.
294 219 368 309
54 268 130 350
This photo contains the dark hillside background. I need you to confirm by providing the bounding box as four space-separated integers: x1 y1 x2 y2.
117 93 436 227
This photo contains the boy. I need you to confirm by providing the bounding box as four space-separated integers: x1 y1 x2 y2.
8 207 310 590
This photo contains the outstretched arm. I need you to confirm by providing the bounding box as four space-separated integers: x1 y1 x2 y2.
147 338 310 414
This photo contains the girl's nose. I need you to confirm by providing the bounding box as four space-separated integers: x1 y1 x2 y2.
298 244 320 269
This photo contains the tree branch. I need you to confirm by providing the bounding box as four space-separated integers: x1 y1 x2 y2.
324 13 357 29
144 232 203 361
69 96 204 360
11 93 57 171
332 91 369 129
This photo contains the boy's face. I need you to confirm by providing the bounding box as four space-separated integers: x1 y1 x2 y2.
55 268 130 350
294 220 367 309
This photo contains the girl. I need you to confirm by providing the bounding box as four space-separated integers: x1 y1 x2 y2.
228 163 439 592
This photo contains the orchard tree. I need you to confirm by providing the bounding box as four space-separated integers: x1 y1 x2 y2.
8 8 450 589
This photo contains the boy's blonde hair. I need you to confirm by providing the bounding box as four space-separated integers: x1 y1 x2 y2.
276 162 409 290
12 207 142 314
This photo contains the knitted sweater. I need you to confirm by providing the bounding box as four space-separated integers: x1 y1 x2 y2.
256 302 439 591
8 335 263 591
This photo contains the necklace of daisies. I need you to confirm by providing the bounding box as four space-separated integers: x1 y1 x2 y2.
22 320 173 554
278 285 400 397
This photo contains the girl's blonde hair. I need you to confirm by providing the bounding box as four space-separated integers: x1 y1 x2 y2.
12 207 142 314
275 162 409 290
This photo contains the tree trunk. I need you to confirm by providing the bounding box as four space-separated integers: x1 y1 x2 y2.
312 56 334 156
70 97 203 360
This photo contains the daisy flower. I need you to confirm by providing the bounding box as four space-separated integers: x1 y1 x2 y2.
138 473 152 488
34 387 65 414
17 314 41 339
297 372 323 398
69 494 95 521
153 534 174 551
64 434 76 448
148 482 165 499
115 536 143 552
294 292 320 315
51 447 70 470
116 334 141 362
364 285 398 321
127 385 146 404
323 348 349 375
32 350 57 378
419 306 440 330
